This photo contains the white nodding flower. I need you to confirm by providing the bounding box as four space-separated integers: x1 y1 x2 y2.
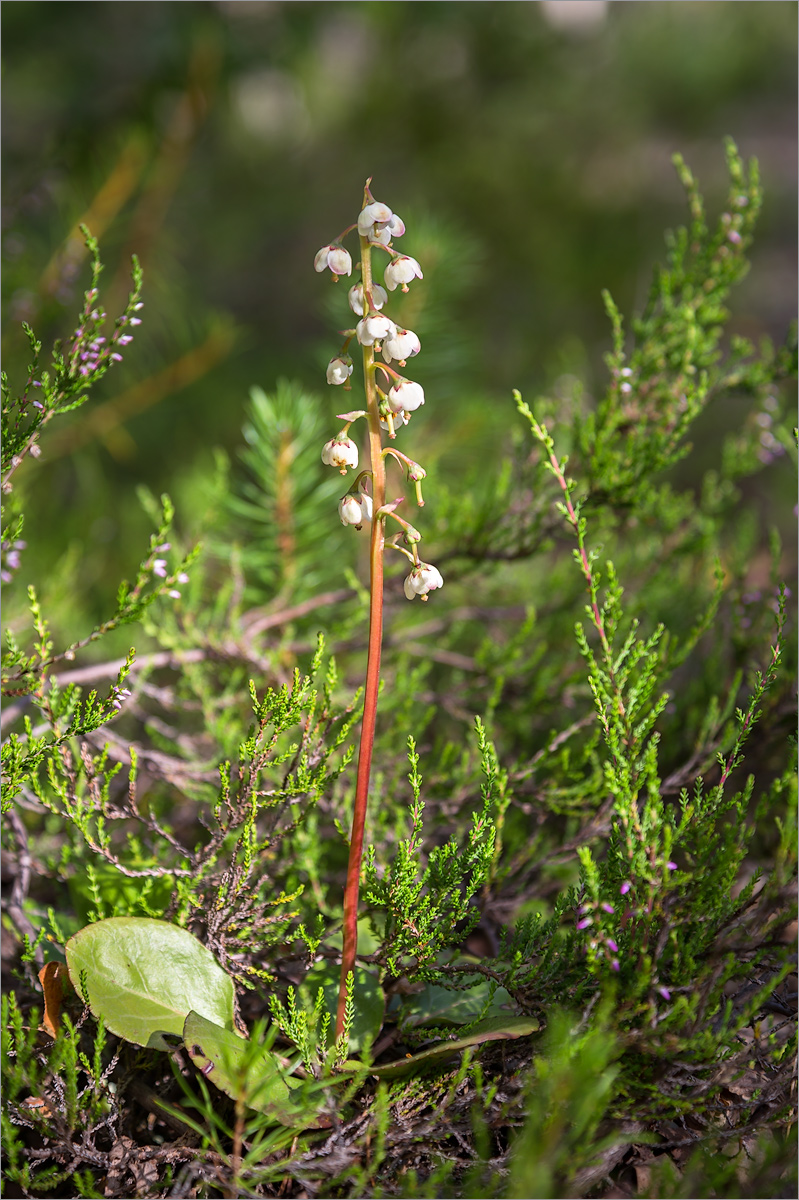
348 283 388 316
403 562 444 601
382 327 421 364
326 356 353 386
314 244 353 276
387 213 406 238
338 492 373 528
388 378 425 413
356 314 395 346
357 200 393 237
380 410 408 432
322 436 359 473
368 226 392 246
384 255 423 292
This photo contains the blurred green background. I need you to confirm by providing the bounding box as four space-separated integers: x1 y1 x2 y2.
2 0 796 632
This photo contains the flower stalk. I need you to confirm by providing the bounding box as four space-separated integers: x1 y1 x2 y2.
315 180 441 1038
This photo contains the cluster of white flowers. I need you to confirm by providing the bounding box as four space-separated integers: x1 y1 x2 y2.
315 186 443 601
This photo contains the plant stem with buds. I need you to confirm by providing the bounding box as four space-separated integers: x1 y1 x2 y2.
337 229 386 1036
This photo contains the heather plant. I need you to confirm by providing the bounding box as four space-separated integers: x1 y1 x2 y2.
1 142 796 1199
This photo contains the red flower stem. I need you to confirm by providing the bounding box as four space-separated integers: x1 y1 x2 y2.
336 226 386 1037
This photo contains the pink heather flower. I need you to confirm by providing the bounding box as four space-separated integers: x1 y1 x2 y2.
607 939 618 953
657 986 671 1001
600 903 615 914
326 356 353 386
576 917 592 930
611 959 620 972
666 861 677 871
348 282 388 316
356 314 395 346
620 881 631 895
357 200 393 238
403 562 443 601
384 255 423 293
322 436 359 473
387 379 425 414
338 492 373 528
314 244 353 277
168 589 182 600
382 327 420 365
117 335 133 346
153 559 168 577
129 317 142 325
177 572 190 584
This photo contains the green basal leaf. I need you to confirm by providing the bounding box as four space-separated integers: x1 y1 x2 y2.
183 1010 323 1127
398 978 517 1028
346 1015 540 1080
65 918 235 1049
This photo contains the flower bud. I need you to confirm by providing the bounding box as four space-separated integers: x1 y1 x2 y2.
382 327 421 365
322 436 359 473
327 356 353 386
348 283 388 316
403 562 443 601
384 255 423 292
356 314 395 346
388 378 425 413
338 492 373 528
314 244 353 276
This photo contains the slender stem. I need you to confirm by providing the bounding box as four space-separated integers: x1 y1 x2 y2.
336 229 386 1037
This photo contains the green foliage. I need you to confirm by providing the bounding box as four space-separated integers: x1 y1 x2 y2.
2 142 795 1197
225 379 347 602
363 731 496 976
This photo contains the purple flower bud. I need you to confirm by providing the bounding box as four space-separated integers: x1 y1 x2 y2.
607 939 618 952
620 881 631 895
657 986 671 1001
110 353 123 362
118 335 133 345
600 903 615 914
153 559 168 577
168 589 181 599
177 572 189 584
129 317 142 325
666 862 677 871
611 959 620 972
576 917 592 930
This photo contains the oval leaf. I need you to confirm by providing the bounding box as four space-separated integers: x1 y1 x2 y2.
399 980 517 1028
65 917 235 1049
184 1011 328 1128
